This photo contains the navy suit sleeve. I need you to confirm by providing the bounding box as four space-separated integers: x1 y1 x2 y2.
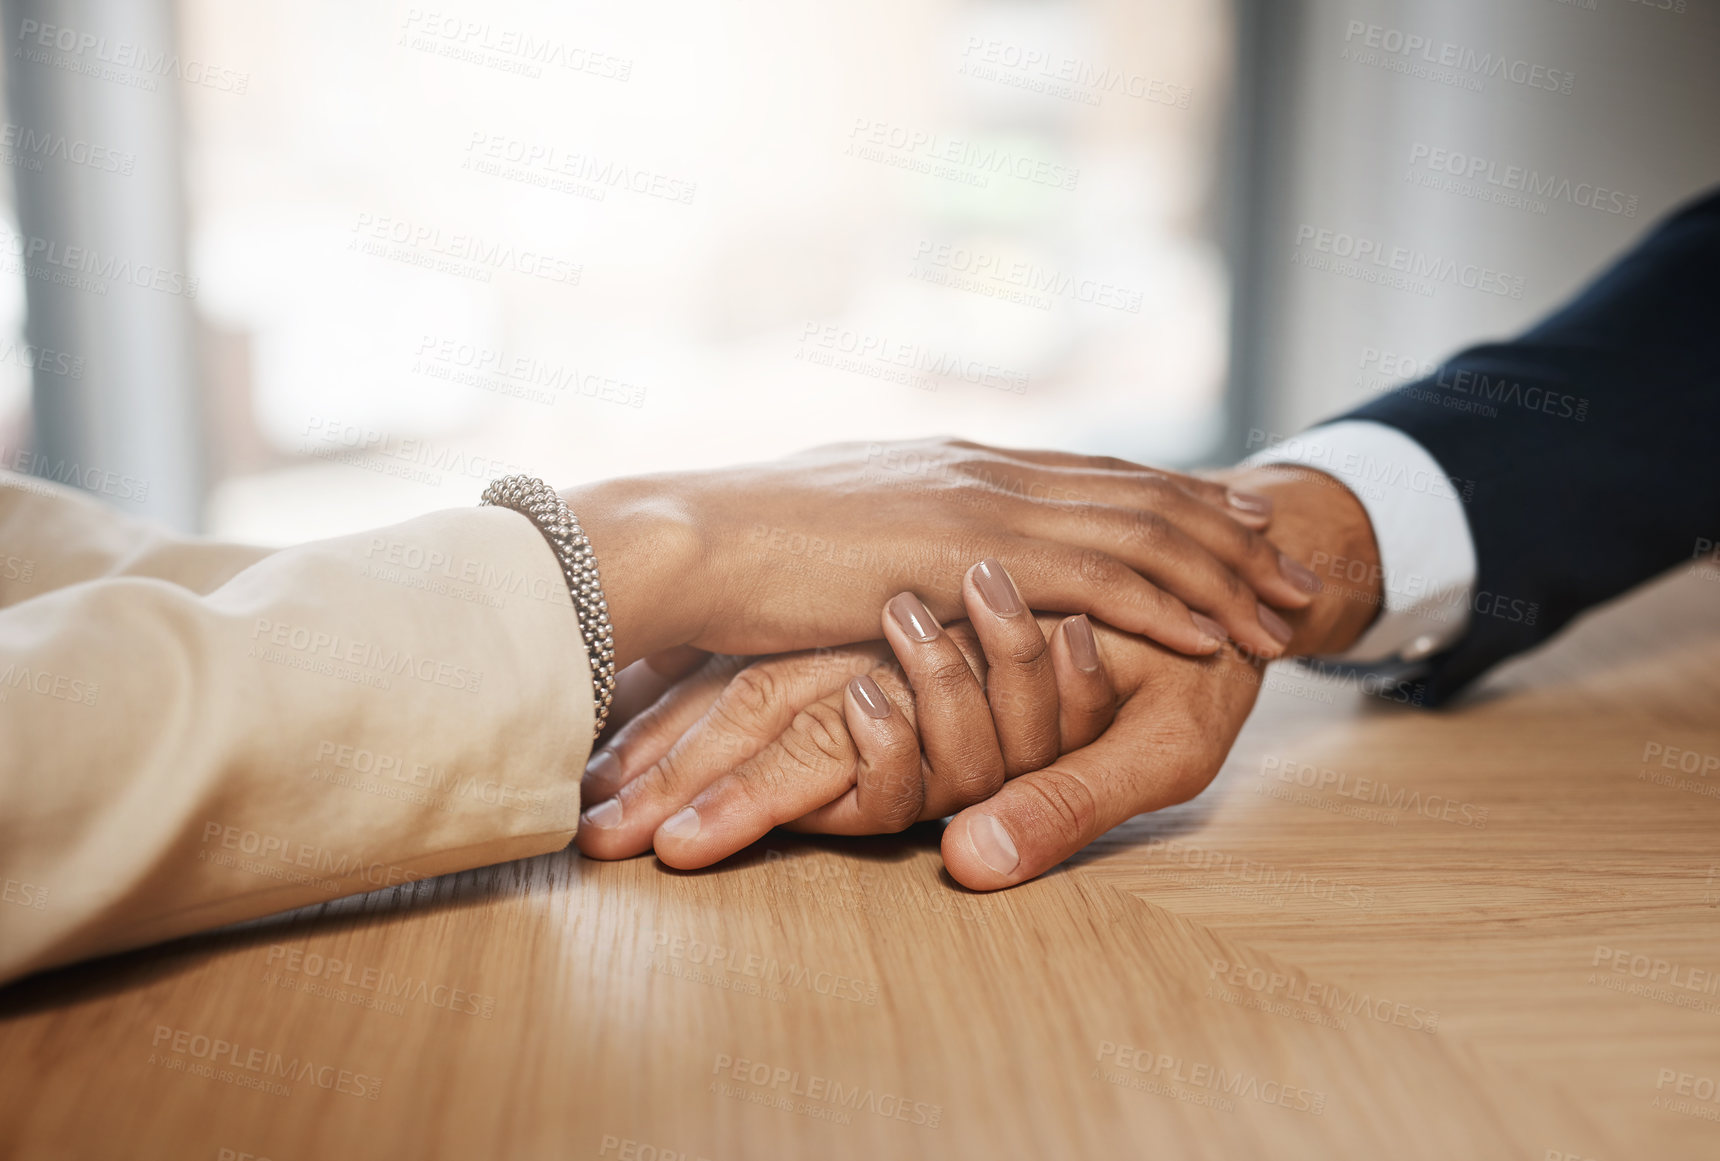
1339 187 1720 704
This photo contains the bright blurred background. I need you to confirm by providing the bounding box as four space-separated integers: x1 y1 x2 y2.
1 0 1717 543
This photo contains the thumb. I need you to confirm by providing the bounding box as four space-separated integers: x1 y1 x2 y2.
940 711 1185 889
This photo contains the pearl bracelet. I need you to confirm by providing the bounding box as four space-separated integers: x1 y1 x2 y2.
480 474 617 739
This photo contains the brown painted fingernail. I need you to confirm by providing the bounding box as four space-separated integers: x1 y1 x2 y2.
1190 612 1227 649
972 558 1024 617
1064 615 1101 672
1227 490 1272 518
849 675 892 719
1279 553 1322 594
888 593 940 642
1257 604 1294 646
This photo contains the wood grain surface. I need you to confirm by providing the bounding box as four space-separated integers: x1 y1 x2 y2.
3 564 1718 1161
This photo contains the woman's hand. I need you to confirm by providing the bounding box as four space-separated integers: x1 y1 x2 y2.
577 557 1119 864
562 439 1318 671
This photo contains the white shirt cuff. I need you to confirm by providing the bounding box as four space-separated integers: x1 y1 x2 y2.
1245 420 1478 665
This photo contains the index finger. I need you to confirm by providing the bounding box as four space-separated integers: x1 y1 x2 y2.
945 441 1274 528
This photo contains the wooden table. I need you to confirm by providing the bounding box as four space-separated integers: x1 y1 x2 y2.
4 566 1719 1161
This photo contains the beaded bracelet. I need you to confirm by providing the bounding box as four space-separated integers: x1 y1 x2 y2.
480 475 617 738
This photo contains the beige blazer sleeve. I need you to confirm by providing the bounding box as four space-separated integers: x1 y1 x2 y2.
0 470 592 985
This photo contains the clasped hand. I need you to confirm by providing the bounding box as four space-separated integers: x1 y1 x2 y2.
563 439 1326 889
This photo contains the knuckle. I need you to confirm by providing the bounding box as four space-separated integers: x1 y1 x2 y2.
779 701 857 773
1077 549 1123 587
712 665 782 730
1219 569 1248 605
992 626 1049 670
639 748 693 799
1003 729 1060 777
1120 510 1167 552
860 765 923 832
919 654 978 702
1020 768 1101 840
943 754 1007 807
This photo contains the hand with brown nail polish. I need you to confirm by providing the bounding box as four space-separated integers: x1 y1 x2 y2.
564 437 1316 677
575 558 1120 869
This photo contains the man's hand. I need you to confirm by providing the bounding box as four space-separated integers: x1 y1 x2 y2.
947 460 1387 886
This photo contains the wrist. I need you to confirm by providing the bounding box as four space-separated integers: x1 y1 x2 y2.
559 476 704 669
1214 464 1383 656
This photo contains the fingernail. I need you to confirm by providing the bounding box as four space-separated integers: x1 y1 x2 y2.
888 593 940 642
581 797 622 829
970 813 1019 876
972 558 1024 617
1227 490 1272 518
660 805 701 840
584 748 619 786
849 674 892 719
1064 615 1101 672
1279 553 1322 595
1190 612 1228 649
1257 604 1294 646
